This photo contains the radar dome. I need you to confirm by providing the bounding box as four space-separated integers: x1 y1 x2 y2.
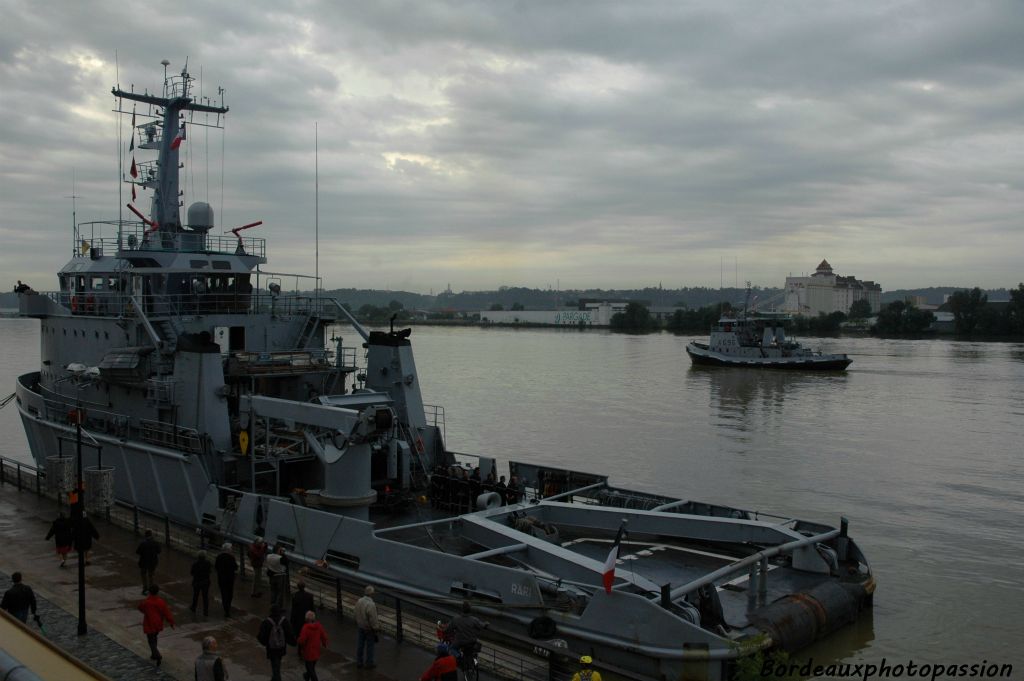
187 202 215 232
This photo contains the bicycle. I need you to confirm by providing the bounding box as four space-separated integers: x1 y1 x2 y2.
453 641 481 681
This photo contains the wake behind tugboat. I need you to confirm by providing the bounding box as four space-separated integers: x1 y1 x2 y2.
14 62 872 680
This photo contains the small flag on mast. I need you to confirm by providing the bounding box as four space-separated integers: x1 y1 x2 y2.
602 522 627 594
131 183 137 201
129 106 136 151
170 123 185 150
130 156 138 178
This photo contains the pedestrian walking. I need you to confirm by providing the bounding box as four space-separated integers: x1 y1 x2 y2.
248 536 268 597
138 584 174 667
297 610 327 681
194 635 229 681
214 542 238 618
45 511 74 567
1 572 37 624
258 604 295 681
354 585 380 669
71 505 99 564
190 550 212 616
289 580 315 646
137 529 161 595
266 545 289 610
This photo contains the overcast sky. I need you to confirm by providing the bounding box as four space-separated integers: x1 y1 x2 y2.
1 1 1022 293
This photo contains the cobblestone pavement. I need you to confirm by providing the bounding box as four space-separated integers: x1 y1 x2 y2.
1 570 175 680
0 480 461 681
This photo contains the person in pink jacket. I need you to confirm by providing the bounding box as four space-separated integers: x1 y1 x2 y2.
138 584 175 666
297 610 328 681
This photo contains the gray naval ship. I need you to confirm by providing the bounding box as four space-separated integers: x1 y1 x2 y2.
15 63 874 680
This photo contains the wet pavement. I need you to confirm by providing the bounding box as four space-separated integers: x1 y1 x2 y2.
0 482 445 681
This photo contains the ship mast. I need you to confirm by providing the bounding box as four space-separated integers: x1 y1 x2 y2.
112 62 228 236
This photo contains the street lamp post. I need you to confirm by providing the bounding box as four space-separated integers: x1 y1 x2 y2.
72 399 87 636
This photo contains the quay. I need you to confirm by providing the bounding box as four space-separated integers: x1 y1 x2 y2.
0 456 541 681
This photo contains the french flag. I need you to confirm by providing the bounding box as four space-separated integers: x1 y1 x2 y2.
602 522 627 594
170 123 185 150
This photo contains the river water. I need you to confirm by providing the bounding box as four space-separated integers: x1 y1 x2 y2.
2 318 1022 672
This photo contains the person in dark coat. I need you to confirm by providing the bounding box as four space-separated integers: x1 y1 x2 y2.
289 580 315 648
190 550 212 616
257 604 295 681
71 506 99 565
1 572 37 623
194 636 228 681
214 542 238 618
45 512 74 567
248 536 268 597
494 476 508 505
136 530 162 595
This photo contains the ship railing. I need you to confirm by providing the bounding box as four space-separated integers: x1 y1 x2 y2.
335 345 359 372
423 403 446 440
0 457 604 681
75 221 266 259
138 419 205 454
57 290 338 319
39 395 131 439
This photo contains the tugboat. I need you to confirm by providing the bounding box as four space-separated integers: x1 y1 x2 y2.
15 62 873 680
687 290 852 370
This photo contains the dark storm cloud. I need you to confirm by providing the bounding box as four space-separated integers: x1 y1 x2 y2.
1 0 1022 291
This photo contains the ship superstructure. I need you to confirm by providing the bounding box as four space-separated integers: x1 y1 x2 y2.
16 63 873 680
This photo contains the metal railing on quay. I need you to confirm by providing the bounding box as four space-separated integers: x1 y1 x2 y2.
0 455 561 681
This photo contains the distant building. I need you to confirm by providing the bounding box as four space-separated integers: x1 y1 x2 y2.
782 260 882 316
480 300 631 326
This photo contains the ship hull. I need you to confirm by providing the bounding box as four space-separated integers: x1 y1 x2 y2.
16 372 214 524
686 342 853 370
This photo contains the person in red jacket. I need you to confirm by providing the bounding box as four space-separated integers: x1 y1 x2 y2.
297 610 328 681
420 643 459 681
138 584 175 666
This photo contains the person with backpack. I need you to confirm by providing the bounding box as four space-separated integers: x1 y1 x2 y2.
137 529 162 595
257 604 295 681
297 610 328 681
571 655 603 681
